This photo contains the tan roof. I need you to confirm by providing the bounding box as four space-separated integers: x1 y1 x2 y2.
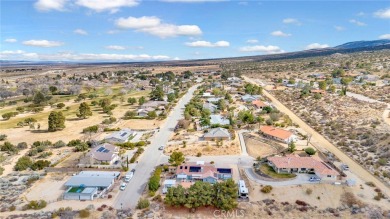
252 100 267 108
310 89 326 94
268 155 339 176
260 126 293 140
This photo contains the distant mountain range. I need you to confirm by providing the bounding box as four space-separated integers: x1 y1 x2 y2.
1 39 390 67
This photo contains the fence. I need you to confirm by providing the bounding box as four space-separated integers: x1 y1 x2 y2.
45 167 121 173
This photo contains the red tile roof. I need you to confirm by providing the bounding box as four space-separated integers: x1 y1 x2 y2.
260 126 293 140
268 155 339 176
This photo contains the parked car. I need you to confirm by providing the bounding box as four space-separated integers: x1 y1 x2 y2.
131 169 136 173
341 164 349 171
120 183 127 191
124 172 134 182
158 145 164 150
309 176 321 182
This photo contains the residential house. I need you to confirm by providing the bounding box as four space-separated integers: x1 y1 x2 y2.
175 161 232 184
86 143 119 165
140 101 168 109
203 127 231 141
210 114 230 126
63 171 120 200
241 94 260 102
207 97 222 103
104 128 135 143
252 100 268 110
267 155 339 180
212 82 222 88
137 107 154 117
203 102 218 113
202 92 215 98
259 126 297 143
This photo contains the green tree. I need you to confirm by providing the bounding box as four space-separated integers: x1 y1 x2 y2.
167 93 176 102
304 147 316 155
318 81 327 90
200 117 210 127
31 160 51 170
138 96 146 105
150 86 164 101
49 86 57 94
77 102 92 119
213 179 238 211
288 141 296 153
185 181 214 209
147 111 157 119
48 111 65 132
14 156 33 171
56 103 65 109
168 151 185 166
33 91 46 105
127 97 137 105
164 185 187 207
217 99 226 111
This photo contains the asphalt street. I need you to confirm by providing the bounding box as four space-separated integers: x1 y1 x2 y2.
113 84 200 210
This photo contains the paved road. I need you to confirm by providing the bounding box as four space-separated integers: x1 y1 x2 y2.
243 76 390 198
113 84 201 210
237 130 249 156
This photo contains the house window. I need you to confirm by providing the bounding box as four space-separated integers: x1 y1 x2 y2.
301 168 306 171
327 175 332 177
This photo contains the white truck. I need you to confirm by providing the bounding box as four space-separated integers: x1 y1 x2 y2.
238 180 249 199
124 171 134 182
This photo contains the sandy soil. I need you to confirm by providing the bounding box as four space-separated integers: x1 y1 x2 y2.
244 76 390 199
244 137 280 158
24 173 70 202
166 132 241 156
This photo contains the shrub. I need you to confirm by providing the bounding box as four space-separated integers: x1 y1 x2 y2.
306 188 313 195
261 185 273 193
107 194 112 199
304 147 316 155
9 205 16 211
196 152 202 157
153 194 163 202
365 182 375 187
25 200 47 210
295 200 308 206
17 142 28 150
53 140 66 148
79 209 90 218
82 125 99 133
0 134 7 141
14 156 33 171
136 198 150 209
56 103 65 109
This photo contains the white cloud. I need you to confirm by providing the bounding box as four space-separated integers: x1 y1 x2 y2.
185 40 229 47
22 40 64 47
271 30 291 37
349 19 366 26
334 26 345 31
374 8 390 19
115 16 161 29
5 38 17 43
105 45 126 50
75 0 139 13
0 50 172 61
73 29 88 35
115 16 202 38
34 0 67 12
107 30 119 34
246 39 258 44
305 43 329 50
161 0 225 2
379 34 390 40
282 18 301 25
239 45 285 54
357 12 365 16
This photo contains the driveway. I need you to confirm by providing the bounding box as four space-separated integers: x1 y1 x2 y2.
237 130 249 156
113 84 201 210
243 76 390 197
244 168 321 186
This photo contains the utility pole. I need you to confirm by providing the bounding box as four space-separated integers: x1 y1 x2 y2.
307 134 312 146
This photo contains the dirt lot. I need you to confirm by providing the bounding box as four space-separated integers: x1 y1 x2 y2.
244 135 285 158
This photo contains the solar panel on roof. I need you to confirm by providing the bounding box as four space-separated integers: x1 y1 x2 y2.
103 149 110 153
217 168 232 174
189 166 201 172
97 147 105 152
120 132 127 137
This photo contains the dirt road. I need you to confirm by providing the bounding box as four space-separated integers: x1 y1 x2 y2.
243 76 390 198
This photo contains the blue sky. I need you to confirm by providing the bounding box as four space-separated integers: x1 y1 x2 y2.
1 0 389 62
